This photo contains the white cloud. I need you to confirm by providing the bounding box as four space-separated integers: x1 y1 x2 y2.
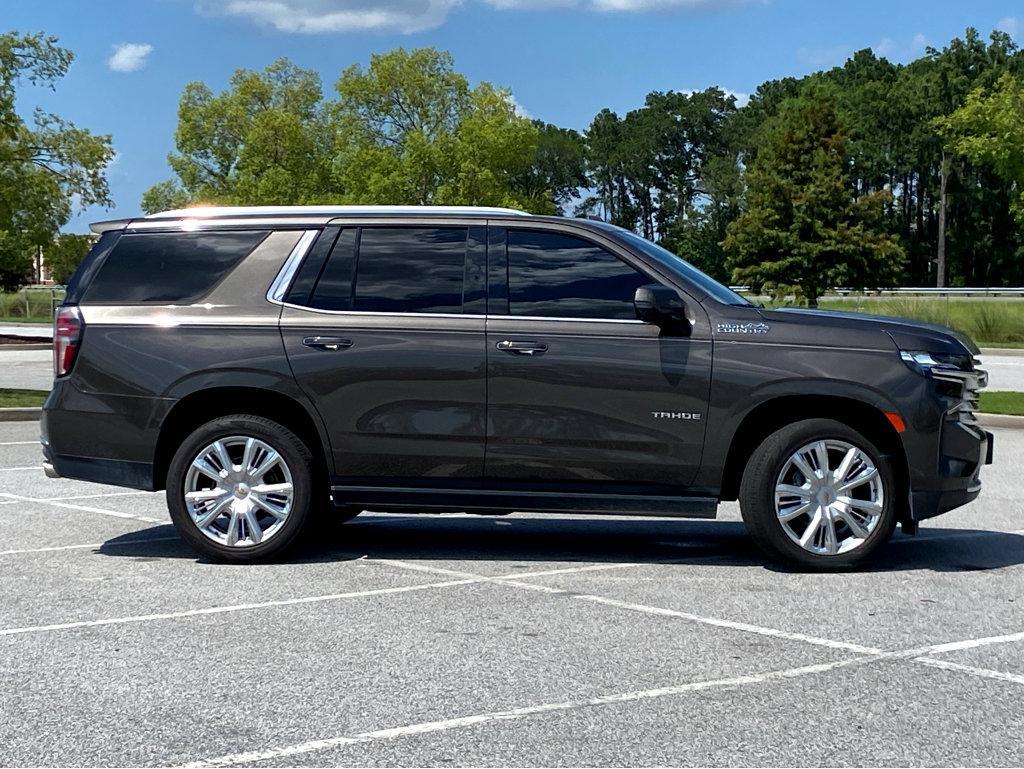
796 44 853 68
505 93 532 119
196 0 462 34
997 16 1019 39
872 32 928 61
107 43 153 72
197 0 750 34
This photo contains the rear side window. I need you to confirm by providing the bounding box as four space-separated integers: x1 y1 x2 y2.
507 230 650 320
309 227 467 314
81 230 269 304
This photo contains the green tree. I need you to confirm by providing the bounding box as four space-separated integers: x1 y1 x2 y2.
45 232 93 284
143 58 332 211
330 48 545 211
937 73 1024 222
511 121 587 214
0 32 113 289
723 93 903 306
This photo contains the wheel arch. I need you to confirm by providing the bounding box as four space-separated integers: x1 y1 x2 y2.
152 386 331 492
718 394 910 519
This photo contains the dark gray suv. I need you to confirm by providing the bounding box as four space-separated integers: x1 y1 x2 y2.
42 205 993 568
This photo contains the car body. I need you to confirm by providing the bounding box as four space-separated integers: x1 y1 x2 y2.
41 205 994 567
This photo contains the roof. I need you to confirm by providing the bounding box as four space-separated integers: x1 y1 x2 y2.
91 205 530 234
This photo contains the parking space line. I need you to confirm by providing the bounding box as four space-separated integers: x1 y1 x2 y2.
0 492 164 523
0 577 484 637
0 441 40 446
41 490 157 502
0 465 43 471
0 535 180 557
372 557 885 655
923 629 1024 656
179 655 873 768
916 657 1024 686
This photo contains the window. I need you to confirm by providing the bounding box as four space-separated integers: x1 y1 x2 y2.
309 227 467 314
507 230 650 320
82 230 269 304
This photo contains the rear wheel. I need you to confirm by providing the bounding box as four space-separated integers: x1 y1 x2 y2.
166 415 315 562
739 418 896 570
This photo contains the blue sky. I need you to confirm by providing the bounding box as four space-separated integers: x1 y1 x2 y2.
6 0 1021 232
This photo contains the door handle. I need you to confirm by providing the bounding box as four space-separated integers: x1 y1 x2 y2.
302 336 353 351
496 340 548 356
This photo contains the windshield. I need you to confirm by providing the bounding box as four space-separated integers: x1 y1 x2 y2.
606 226 751 307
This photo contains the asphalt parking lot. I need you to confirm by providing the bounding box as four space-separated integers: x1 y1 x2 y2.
2 421 1024 767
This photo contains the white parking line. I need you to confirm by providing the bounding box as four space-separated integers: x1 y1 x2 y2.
916 657 1024 686
41 490 157 502
0 492 164 523
0 535 180 556
179 656 872 768
0 577 481 637
0 465 43 471
0 441 40 446
923 629 1024 655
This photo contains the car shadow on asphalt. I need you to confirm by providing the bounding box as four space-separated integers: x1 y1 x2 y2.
98 514 1024 574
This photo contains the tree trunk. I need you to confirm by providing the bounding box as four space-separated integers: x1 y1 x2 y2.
937 150 949 289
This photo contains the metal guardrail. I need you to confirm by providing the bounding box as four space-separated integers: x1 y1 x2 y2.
730 287 1024 298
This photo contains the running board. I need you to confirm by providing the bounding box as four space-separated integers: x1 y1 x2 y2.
330 486 718 519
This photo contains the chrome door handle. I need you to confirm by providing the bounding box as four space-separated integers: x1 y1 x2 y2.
302 336 353 351
496 340 548 356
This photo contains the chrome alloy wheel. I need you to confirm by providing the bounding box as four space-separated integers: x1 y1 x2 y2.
183 436 294 548
774 439 884 556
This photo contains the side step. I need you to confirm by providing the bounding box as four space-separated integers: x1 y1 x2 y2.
330 486 718 519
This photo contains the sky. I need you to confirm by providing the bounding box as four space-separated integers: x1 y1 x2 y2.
5 0 1021 232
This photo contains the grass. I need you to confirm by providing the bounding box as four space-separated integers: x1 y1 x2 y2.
0 288 64 323
979 392 1024 417
816 297 1024 348
0 388 48 408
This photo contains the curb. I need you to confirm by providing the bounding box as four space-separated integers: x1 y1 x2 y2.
0 407 42 422
977 413 1024 429
980 347 1024 357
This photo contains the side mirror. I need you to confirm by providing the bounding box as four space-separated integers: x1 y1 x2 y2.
634 284 688 326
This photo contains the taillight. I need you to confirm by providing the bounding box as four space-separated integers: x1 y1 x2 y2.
54 305 83 377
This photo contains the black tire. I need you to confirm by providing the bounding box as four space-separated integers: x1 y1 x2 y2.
166 415 316 562
739 418 897 570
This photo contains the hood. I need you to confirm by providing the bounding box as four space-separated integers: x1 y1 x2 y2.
762 308 980 357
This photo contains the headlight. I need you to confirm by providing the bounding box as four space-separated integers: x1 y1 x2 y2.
899 350 972 375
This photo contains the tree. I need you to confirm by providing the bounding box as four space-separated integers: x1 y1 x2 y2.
511 121 587 214
330 48 546 212
723 93 904 306
937 73 1024 223
0 32 113 288
45 232 93 284
143 59 331 212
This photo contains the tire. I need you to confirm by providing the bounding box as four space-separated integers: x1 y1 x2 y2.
739 418 897 570
166 415 316 562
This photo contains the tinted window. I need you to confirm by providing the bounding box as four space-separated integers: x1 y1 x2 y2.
82 230 268 304
310 227 467 314
507 230 649 319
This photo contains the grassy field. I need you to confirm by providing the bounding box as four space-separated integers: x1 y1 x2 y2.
0 389 49 408
0 289 63 323
816 297 1024 348
979 392 1024 416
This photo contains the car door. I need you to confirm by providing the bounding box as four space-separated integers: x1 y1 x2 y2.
484 223 712 491
280 222 488 486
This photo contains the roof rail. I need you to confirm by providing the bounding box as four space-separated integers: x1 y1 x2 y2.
146 205 530 219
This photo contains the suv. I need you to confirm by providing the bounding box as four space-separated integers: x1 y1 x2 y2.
43 206 993 568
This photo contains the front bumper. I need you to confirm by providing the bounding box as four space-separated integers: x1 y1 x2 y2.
910 424 993 521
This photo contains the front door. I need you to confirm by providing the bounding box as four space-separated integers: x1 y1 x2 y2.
484 226 712 492
281 224 488 486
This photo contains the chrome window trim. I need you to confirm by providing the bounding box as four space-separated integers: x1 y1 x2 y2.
274 303 645 324
266 230 320 304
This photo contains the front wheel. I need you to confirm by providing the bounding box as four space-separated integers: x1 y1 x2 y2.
739 418 897 570
166 415 315 562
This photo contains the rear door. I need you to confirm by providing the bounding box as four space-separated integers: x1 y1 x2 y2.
484 224 713 491
280 222 487 486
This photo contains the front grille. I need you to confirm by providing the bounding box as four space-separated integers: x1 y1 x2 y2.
934 358 987 428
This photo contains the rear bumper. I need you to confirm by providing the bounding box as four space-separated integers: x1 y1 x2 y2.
41 382 169 491
910 424 993 521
